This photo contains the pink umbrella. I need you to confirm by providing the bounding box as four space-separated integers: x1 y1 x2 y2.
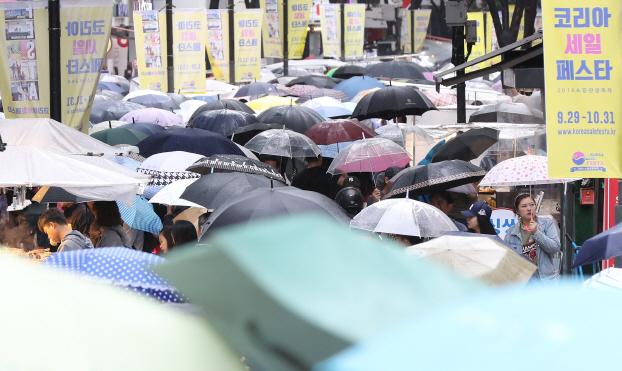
327 138 411 175
421 90 457 107
119 108 184 128
288 84 318 96
478 154 579 187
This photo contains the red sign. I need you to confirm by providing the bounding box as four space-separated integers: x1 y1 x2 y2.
602 179 618 269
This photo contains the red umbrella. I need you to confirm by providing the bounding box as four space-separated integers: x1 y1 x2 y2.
304 119 377 145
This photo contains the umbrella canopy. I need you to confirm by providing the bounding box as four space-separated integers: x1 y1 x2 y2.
127 94 181 110
573 223 622 268
348 88 382 104
351 86 438 120
100 73 130 85
137 151 204 188
89 120 126 134
193 95 217 102
205 79 237 91
288 84 319 96
148 178 203 207
179 172 287 210
123 89 168 101
271 66 311 76
137 128 245 158
96 89 124 100
326 67 337 77
385 160 486 198
301 97 354 119
327 138 411 175
421 89 458 107
186 154 285 182
120 122 167 136
583 267 622 290
176 100 207 123
97 81 125 93
234 82 278 97
350 198 457 237
375 123 435 147
256 105 325 133
295 88 349 104
304 119 377 145
431 127 499 162
191 99 255 118
469 102 544 124
230 122 284 145
89 100 145 124
333 76 386 99
285 75 337 88
247 96 297 111
332 65 366 79
364 61 428 80
192 109 258 137
245 129 321 158
156 215 482 371
93 94 113 105
166 92 191 105
406 234 536 286
116 195 163 235
478 154 578 188
120 107 185 127
90 127 150 146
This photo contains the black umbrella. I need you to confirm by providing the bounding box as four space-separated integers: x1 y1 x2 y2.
351 86 437 120
234 82 278 97
332 65 366 79
364 61 428 80
200 187 351 239
89 100 146 124
384 161 487 199
431 128 499 163
119 122 167 135
180 172 287 211
285 75 337 88
573 223 622 268
127 94 180 110
186 154 285 182
257 105 325 133
191 99 255 120
468 102 544 124
191 109 258 137
137 128 245 158
230 123 283 145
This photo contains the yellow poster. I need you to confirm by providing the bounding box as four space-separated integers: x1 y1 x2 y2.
319 4 339 58
402 11 412 54
344 4 364 59
260 0 283 58
173 9 206 94
413 9 431 53
465 12 486 72
288 0 312 58
543 1 622 178
206 9 229 82
133 10 167 91
0 2 50 119
234 9 263 82
60 0 113 133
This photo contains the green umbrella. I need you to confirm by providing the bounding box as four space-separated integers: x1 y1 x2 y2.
0 255 245 371
91 127 150 146
156 214 485 371
326 68 338 77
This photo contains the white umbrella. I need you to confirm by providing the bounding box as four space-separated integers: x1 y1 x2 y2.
406 235 536 286
205 79 237 92
301 97 353 118
583 267 622 291
100 74 130 84
119 107 185 128
123 89 168 101
89 120 127 134
234 142 259 160
350 198 458 237
137 151 202 199
148 178 204 207
175 100 207 123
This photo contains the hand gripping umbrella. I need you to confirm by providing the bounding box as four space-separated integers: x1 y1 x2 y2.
351 86 438 120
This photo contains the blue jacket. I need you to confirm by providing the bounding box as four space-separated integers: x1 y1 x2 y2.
504 217 561 279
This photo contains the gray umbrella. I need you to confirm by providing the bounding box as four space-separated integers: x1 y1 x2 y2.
95 90 123 100
245 129 321 158
167 92 191 105
468 102 544 124
89 100 146 124
257 105 325 133
192 109 258 137
93 94 113 105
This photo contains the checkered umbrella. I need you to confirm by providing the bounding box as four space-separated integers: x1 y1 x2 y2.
288 84 318 96
137 151 203 198
421 90 458 107
116 196 163 235
295 88 349 104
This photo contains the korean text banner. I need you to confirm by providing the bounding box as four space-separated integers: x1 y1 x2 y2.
543 1 622 178
319 4 339 58
344 4 364 59
0 1 50 119
234 9 263 82
206 9 229 82
402 12 412 54
60 0 113 132
173 8 206 94
413 9 431 53
134 10 167 91
288 0 312 59
260 0 283 58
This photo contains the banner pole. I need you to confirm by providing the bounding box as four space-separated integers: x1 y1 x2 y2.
340 0 344 61
48 0 61 122
410 10 414 54
228 0 235 83
283 0 288 76
166 0 174 93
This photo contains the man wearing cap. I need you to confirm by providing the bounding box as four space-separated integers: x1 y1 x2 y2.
460 201 498 235
366 166 401 206
342 176 361 193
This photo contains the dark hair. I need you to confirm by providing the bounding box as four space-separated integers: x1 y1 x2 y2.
38 208 67 232
91 201 124 228
470 215 498 235
430 190 453 204
513 193 534 214
172 220 198 246
159 225 175 249
305 155 321 164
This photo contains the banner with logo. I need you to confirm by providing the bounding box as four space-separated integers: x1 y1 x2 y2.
465 12 485 72
134 10 167 91
343 4 364 59
401 12 412 54
260 0 283 58
0 1 50 119
60 0 113 132
206 9 229 82
319 4 339 58
413 9 431 53
287 0 312 58
172 8 206 94
234 9 262 82
543 1 622 178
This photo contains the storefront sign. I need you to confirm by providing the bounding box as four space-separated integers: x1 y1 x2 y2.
343 4 364 59
206 9 229 82
490 208 516 240
172 8 206 93
234 9 263 82
133 10 167 91
319 4 339 58
413 9 431 53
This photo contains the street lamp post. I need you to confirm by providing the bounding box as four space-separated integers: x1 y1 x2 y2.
48 0 61 122
166 0 174 93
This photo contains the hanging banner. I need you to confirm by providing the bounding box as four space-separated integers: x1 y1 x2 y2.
319 4 339 58
287 0 312 58
60 0 113 132
465 12 485 72
133 10 167 91
260 0 283 58
206 9 229 82
173 8 206 94
0 1 50 119
234 9 263 82
413 9 431 53
401 12 412 54
343 4 364 59
543 1 622 178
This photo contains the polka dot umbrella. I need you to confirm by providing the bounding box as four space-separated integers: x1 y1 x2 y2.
478 154 579 187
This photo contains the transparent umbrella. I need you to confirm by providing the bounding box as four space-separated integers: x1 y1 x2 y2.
244 128 321 158
327 138 411 175
375 123 435 147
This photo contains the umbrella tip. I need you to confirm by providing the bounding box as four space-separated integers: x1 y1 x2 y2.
132 117 135 123
270 179 274 191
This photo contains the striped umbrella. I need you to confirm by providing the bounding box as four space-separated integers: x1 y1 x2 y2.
295 88 349 103
116 196 163 235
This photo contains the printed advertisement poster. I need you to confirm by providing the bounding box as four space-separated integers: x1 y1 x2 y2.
0 1 50 118
206 9 229 82
413 9 430 53
260 0 283 58
234 9 262 82
320 4 340 58
133 10 167 91
543 1 622 178
60 0 113 132
343 4 364 59
173 8 206 93
402 11 412 54
287 0 311 58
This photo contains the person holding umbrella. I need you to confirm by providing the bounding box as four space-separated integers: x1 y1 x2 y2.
368 166 401 206
461 202 497 236
291 155 342 199
429 191 467 232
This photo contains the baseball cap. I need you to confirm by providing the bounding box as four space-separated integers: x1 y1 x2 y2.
343 176 361 189
384 166 401 180
461 201 492 219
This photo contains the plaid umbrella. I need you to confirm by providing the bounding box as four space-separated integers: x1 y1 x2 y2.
421 90 457 107
288 84 318 96
295 88 349 103
116 195 163 234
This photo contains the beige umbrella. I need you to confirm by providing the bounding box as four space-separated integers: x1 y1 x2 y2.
406 234 536 286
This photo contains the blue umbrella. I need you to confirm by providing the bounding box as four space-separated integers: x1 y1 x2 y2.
137 128 246 158
111 156 142 171
43 247 184 303
333 76 386 99
234 82 278 97
97 81 125 93
573 222 622 268
127 94 180 110
120 122 167 136
116 195 163 235
193 95 217 102
192 109 258 137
